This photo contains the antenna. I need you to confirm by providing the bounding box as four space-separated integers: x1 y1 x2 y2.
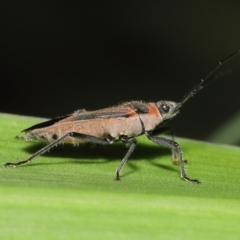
176 50 240 110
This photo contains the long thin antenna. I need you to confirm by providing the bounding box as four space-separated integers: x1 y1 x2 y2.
176 50 240 110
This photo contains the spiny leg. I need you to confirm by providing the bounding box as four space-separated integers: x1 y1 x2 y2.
152 126 181 164
115 137 137 181
4 132 109 167
146 133 200 183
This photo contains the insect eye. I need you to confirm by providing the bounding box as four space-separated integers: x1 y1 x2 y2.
161 103 170 113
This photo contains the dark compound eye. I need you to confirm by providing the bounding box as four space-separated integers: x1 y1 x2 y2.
161 103 170 113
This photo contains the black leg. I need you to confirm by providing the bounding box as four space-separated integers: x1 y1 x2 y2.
152 126 174 138
146 133 200 183
4 132 109 167
152 126 188 164
115 137 137 181
152 126 180 163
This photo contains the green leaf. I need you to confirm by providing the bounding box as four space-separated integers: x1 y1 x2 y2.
1 113 240 240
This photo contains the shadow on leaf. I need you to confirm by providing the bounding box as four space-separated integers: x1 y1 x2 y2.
14 140 182 177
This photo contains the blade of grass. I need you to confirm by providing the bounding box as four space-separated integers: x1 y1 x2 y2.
1 113 240 240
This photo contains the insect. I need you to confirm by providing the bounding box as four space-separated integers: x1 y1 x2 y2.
4 51 239 183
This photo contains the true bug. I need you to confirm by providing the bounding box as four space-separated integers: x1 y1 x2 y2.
4 51 239 183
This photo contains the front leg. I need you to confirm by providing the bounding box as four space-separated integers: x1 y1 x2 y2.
151 126 179 164
146 132 200 183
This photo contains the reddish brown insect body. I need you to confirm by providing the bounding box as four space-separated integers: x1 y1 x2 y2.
26 103 164 144
4 51 239 183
